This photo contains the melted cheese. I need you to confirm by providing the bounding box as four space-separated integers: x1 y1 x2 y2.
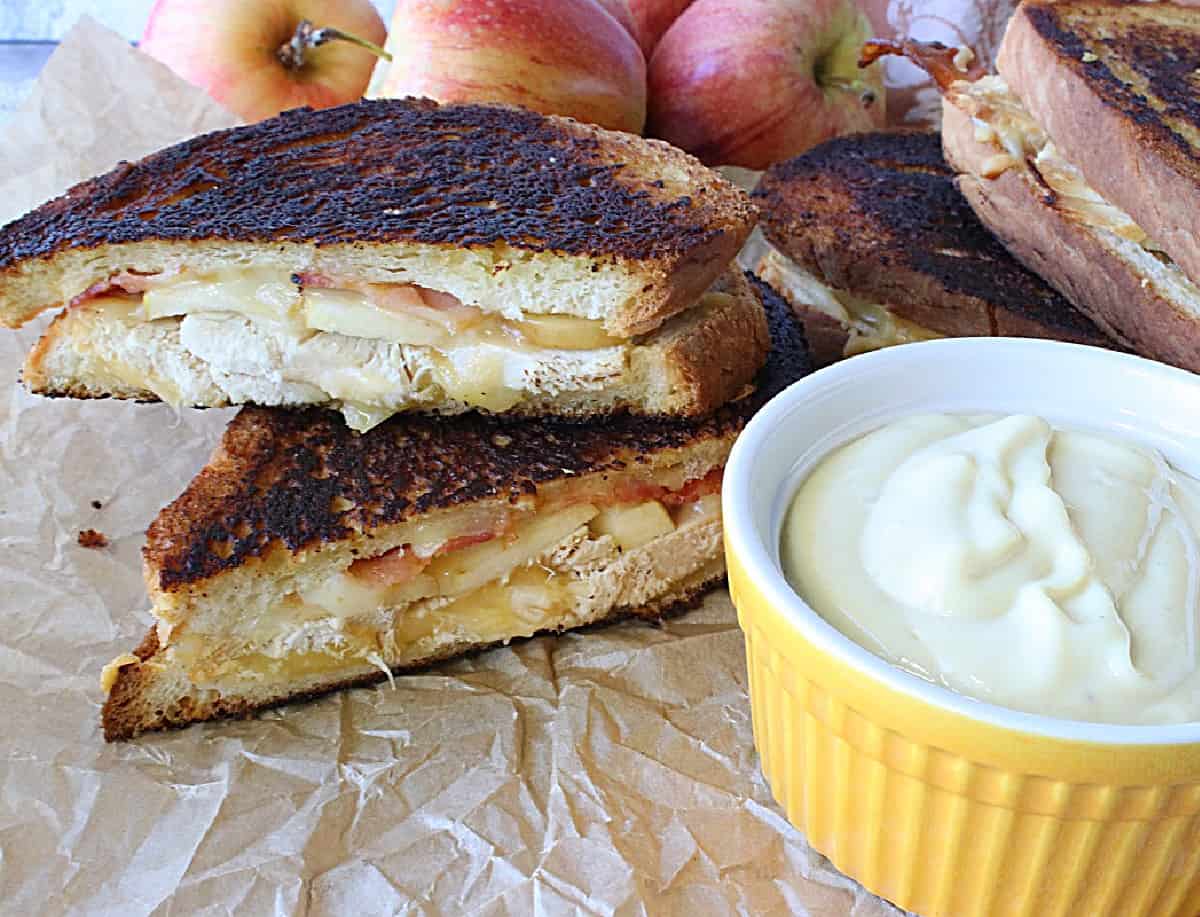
100 653 140 692
222 565 574 683
955 77 1158 248
757 248 941 355
167 484 720 685
141 270 621 351
171 503 602 680
839 291 943 355
103 271 630 427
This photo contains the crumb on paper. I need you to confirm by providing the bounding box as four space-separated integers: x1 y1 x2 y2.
91 499 103 509
77 529 109 549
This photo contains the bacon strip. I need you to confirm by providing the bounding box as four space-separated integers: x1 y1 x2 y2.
661 468 723 507
349 546 430 587
859 39 987 92
296 275 481 331
348 467 726 587
69 270 162 307
348 521 507 586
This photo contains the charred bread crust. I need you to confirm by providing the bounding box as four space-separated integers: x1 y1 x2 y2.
141 275 806 594
753 130 1113 346
999 1 1200 287
752 253 851 368
941 101 1200 368
0 98 755 335
101 572 724 741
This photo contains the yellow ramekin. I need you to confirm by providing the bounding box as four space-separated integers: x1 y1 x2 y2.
722 338 1200 917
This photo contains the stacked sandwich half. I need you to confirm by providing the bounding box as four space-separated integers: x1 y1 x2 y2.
0 98 809 740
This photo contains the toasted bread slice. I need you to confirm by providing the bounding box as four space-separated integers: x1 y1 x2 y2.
25 267 769 429
998 1 1200 287
100 274 810 740
942 98 1200 372
0 98 755 337
752 130 1115 363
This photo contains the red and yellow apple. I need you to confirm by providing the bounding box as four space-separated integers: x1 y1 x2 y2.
647 0 885 169
627 0 695 56
369 0 647 135
592 0 640 43
140 0 387 123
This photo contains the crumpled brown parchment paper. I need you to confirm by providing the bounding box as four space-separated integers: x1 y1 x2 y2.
0 18 908 916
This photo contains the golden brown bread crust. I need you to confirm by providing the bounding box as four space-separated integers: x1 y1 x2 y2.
942 101 1200 369
142 273 807 593
999 1 1200 287
102 572 723 742
0 97 756 335
651 269 770 416
753 130 1114 347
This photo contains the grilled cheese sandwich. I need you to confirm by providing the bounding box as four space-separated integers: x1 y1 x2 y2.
865 3 1200 372
0 97 760 426
99 272 810 740
751 130 1115 366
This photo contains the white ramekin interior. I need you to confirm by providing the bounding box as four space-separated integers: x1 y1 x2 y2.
724 337 1200 745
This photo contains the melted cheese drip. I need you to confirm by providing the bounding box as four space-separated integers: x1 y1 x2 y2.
955 76 1158 247
757 248 941 355
162 492 726 688
141 270 622 350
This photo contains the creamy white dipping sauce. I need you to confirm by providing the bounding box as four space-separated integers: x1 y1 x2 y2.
782 414 1200 724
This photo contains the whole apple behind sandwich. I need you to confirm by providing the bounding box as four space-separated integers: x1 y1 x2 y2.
139 0 391 123
367 0 648 134
646 0 887 169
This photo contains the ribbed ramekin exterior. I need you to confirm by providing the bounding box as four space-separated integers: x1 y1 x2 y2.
730 555 1200 917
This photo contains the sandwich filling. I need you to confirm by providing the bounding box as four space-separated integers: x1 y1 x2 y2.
954 76 1200 317
115 465 726 694
953 77 1180 257
66 269 635 430
755 245 941 356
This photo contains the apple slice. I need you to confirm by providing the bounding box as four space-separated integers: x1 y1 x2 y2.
303 288 450 346
142 270 301 323
517 314 624 350
590 500 675 550
299 568 389 618
428 504 599 596
670 492 722 528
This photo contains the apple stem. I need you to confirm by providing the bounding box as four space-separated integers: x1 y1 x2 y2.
824 78 878 107
276 20 392 71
